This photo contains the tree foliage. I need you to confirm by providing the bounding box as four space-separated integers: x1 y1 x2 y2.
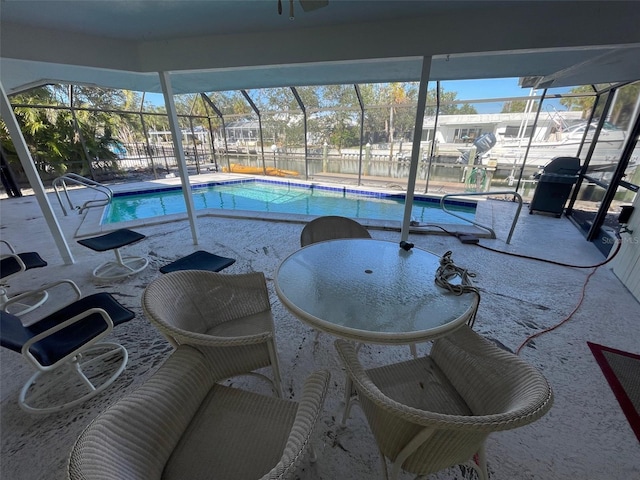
559 82 640 127
559 85 596 118
3 81 488 178
425 87 478 116
609 82 640 127
1 85 123 179
501 99 539 113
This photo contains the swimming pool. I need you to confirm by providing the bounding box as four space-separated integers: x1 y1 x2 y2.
101 179 477 225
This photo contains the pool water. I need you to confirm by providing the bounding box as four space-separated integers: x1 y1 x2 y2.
102 179 476 225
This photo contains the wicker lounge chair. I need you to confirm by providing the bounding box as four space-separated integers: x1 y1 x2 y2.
335 325 554 480
142 270 284 396
300 215 371 247
68 345 330 480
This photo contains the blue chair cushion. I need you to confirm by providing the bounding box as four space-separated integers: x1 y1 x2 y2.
0 252 47 279
159 250 236 274
0 293 135 367
78 229 146 252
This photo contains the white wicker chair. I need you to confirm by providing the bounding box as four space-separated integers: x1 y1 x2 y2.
68 345 330 480
300 215 371 247
142 270 284 396
335 325 554 480
299 215 371 344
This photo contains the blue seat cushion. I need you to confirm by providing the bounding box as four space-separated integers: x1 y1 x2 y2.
160 250 236 274
0 293 135 366
78 229 146 252
0 252 47 279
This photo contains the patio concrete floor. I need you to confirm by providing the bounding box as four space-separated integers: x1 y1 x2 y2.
1 175 638 479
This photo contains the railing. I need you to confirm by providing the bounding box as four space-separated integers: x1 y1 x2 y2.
52 173 113 216
440 190 523 244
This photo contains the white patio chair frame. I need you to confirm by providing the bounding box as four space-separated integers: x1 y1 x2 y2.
0 240 48 315
1 280 133 414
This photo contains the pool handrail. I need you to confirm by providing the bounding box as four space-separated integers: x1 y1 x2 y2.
440 191 522 244
52 174 113 216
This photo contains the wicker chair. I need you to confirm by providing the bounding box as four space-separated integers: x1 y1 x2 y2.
299 215 371 343
300 215 371 247
142 270 284 396
335 325 554 480
68 345 330 480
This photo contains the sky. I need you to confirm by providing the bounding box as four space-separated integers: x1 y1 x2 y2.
439 78 571 113
443 78 533 99
426 77 571 115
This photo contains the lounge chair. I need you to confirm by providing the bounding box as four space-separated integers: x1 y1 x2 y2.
0 280 135 413
0 240 48 315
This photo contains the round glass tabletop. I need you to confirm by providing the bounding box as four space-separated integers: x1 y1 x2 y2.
275 239 478 344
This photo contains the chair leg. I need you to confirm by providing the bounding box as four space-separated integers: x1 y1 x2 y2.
267 339 284 398
19 342 128 414
474 444 489 480
308 444 318 463
0 287 49 316
341 375 357 426
379 448 391 480
92 248 148 280
341 343 363 426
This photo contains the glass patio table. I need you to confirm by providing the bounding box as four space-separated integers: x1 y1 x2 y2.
275 239 479 345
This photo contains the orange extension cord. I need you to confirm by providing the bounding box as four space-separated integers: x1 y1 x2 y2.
422 223 624 355
474 240 623 355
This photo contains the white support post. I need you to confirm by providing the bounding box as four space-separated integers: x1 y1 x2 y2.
0 82 74 265
400 57 431 242
158 71 199 245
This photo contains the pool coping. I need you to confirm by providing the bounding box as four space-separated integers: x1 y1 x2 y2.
75 173 492 239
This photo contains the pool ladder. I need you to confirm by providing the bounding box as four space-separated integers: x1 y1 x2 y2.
440 190 523 244
52 173 113 216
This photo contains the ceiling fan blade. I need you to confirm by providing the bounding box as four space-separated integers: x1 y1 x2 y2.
299 0 329 12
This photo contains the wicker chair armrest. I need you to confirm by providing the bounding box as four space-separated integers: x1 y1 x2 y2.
154 323 274 348
193 341 280 381
261 370 331 480
431 326 554 430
